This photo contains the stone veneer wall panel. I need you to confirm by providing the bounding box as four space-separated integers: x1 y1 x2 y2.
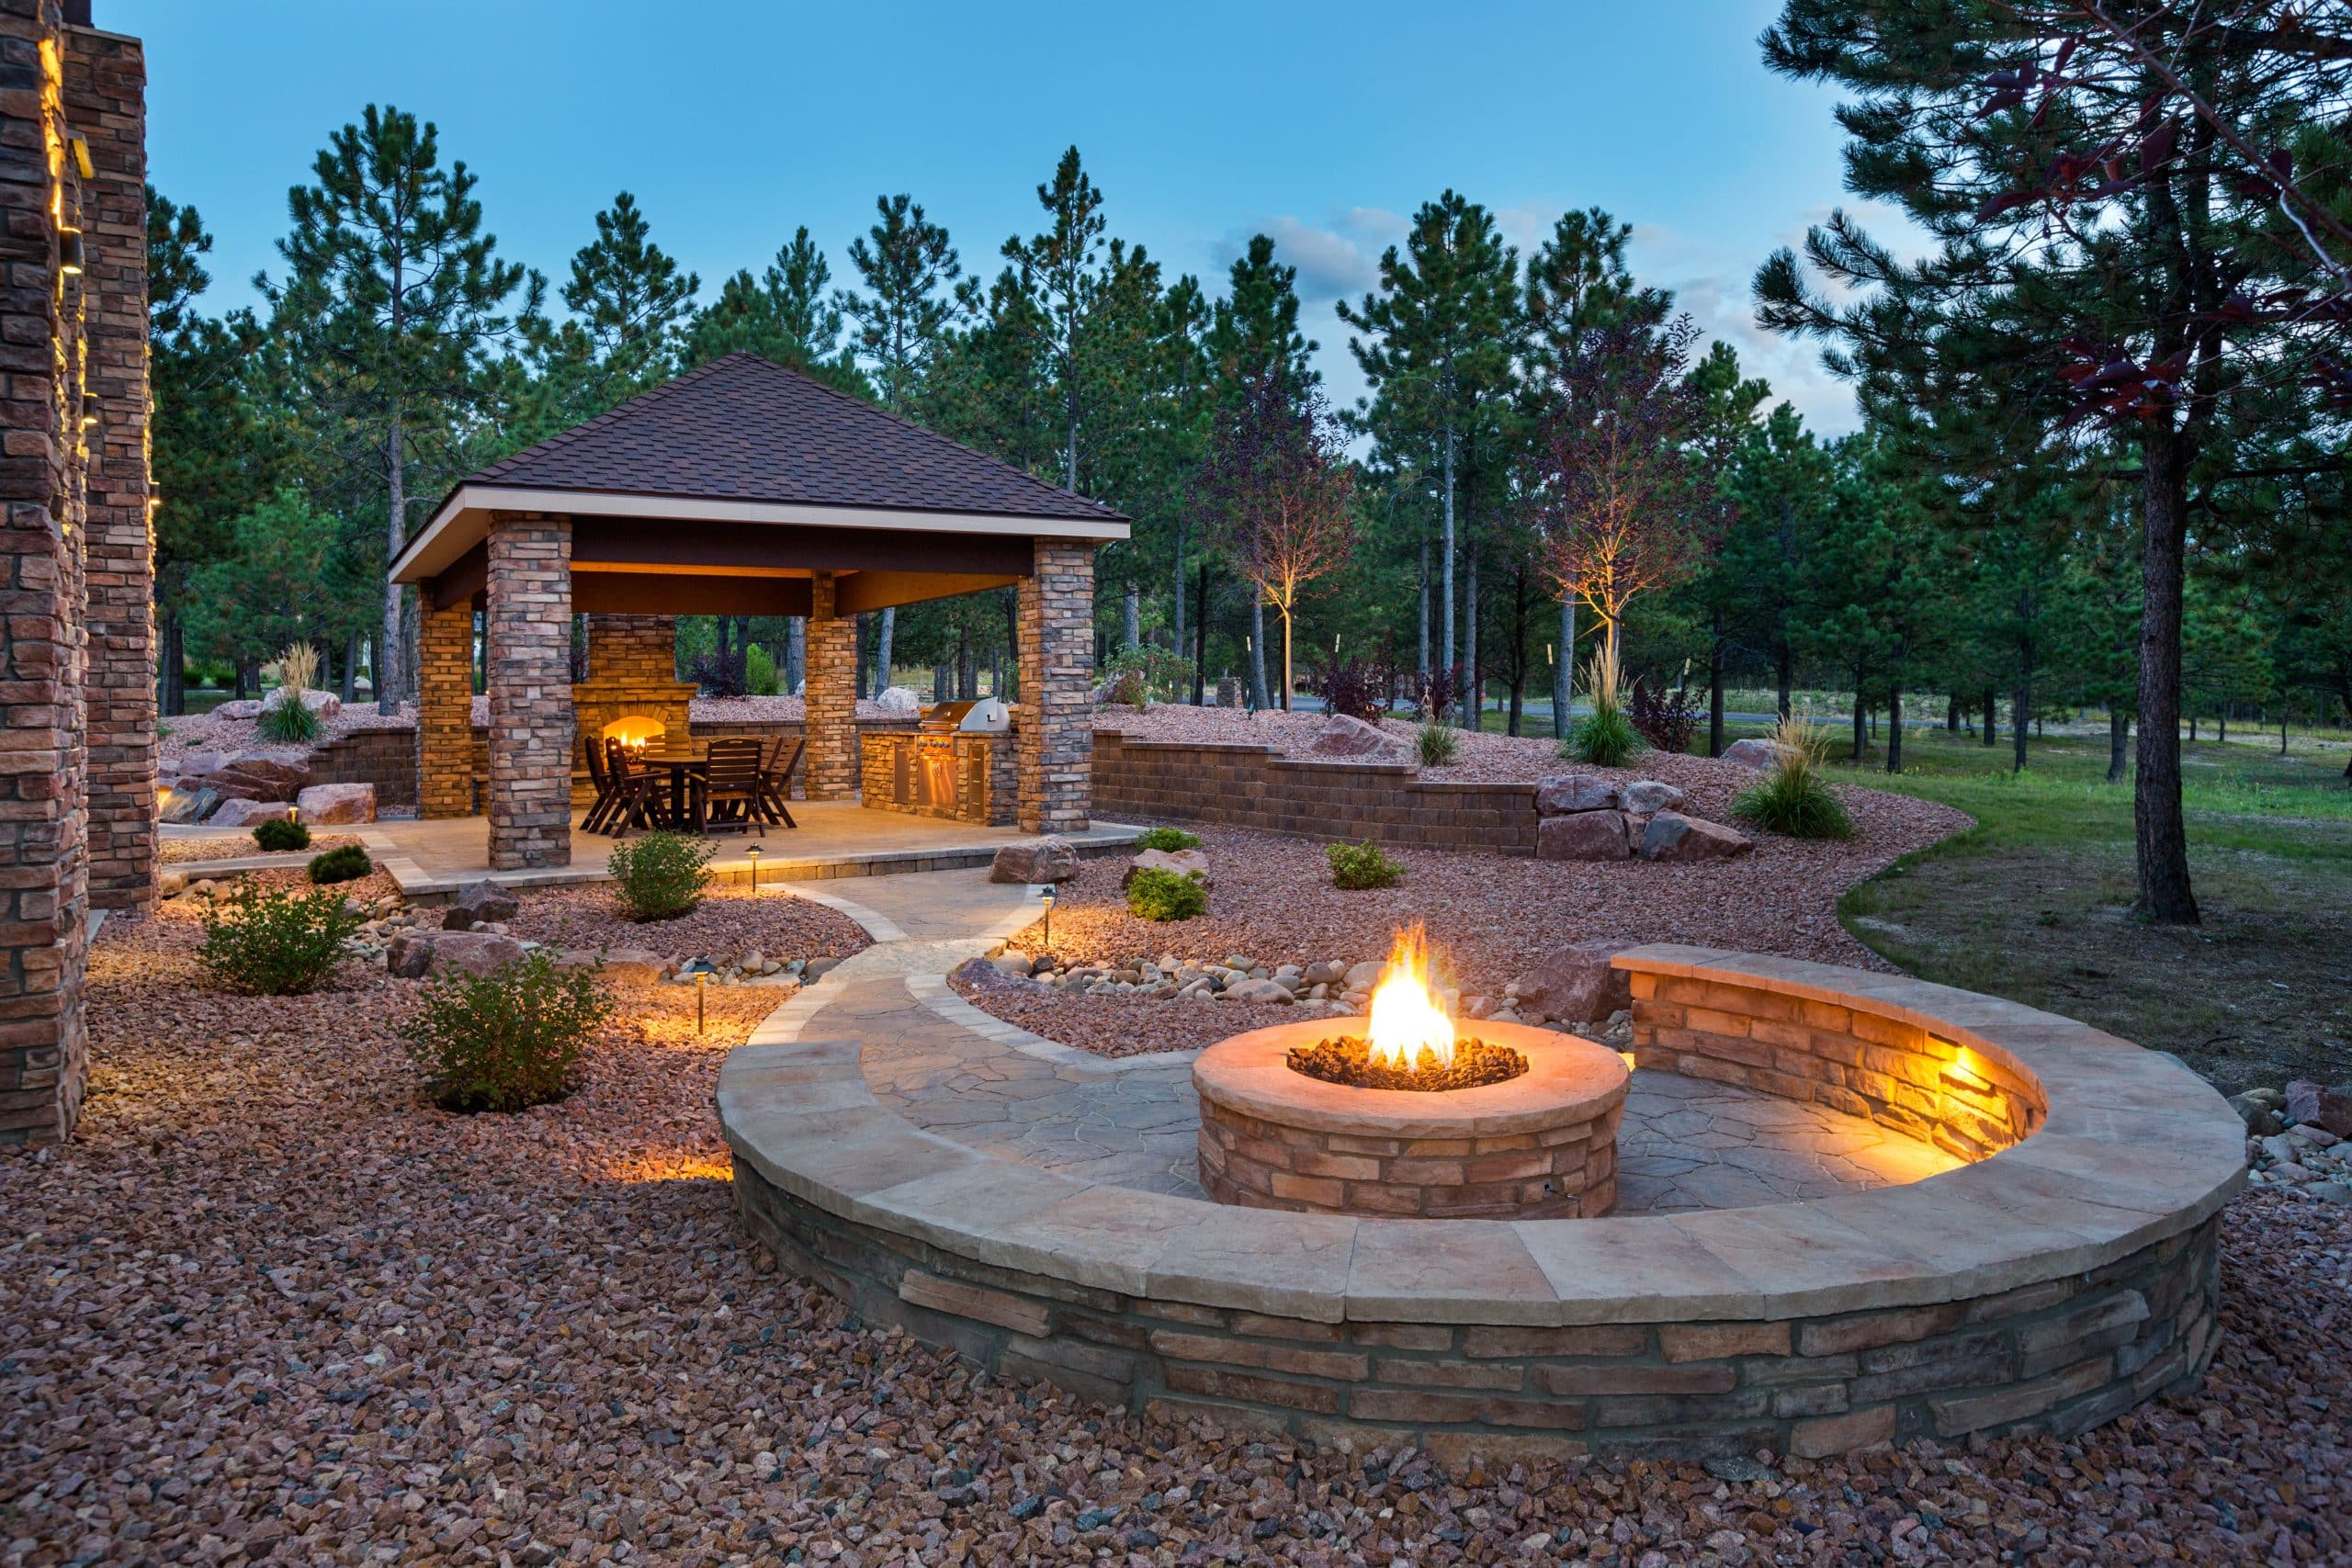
1017 539 1093 833
484 514 572 868
415 594 473 819
802 573 856 799
0 2 98 1145
859 730 1016 826
62 23 149 914
585 614 675 683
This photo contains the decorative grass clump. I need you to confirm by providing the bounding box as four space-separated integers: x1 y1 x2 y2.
1134 827 1201 852
1125 865 1207 922
1326 839 1403 890
1564 640 1643 767
1733 714 1854 840
1415 722 1460 767
606 829 715 920
198 882 367 996
307 843 372 885
256 641 324 744
401 947 613 1113
252 818 311 852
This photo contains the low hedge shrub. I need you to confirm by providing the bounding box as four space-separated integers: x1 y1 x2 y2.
401 947 613 1113
1125 866 1207 921
1326 840 1404 890
308 844 372 885
253 818 311 852
198 882 367 996
606 830 715 920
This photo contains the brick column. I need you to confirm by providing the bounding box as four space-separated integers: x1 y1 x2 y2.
0 2 93 1146
65 25 151 916
584 614 676 682
485 514 573 868
1016 539 1095 833
416 592 474 819
803 572 857 799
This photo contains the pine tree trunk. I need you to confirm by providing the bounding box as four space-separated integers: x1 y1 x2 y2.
2132 432 2199 922
1171 523 1186 667
1193 558 1210 706
1122 584 1139 649
1886 685 1903 773
2012 680 2029 775
786 617 805 693
1946 694 1960 732
1776 646 1793 723
1249 595 1271 710
2217 705 2226 744
159 610 185 716
2109 707 2129 782
933 661 947 703
380 406 405 716
1851 680 1867 761
1555 597 1574 741
1708 615 1726 758
1462 538 1479 730
1441 425 1457 676
1417 536 1430 678
1982 689 1997 747
342 627 360 702
876 607 895 697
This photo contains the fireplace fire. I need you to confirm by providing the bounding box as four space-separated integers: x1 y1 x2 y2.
602 714 666 751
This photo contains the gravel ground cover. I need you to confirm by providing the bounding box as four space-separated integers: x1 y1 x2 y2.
4 897 2345 1563
158 835 364 867
159 707 419 773
961 787 1966 1056
502 883 872 970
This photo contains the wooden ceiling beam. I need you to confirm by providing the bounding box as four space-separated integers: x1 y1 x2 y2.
831 570 1024 615
569 517 1035 577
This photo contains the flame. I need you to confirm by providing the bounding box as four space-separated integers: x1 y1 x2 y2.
1363 925 1456 1072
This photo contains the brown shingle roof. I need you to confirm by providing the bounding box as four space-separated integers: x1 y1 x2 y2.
457 352 1125 524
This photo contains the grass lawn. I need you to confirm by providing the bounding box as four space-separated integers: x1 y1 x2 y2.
1823 725 2352 1093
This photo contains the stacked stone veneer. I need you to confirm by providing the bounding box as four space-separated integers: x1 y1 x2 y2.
571 613 693 806
859 730 1017 826
415 598 473 818
803 573 856 799
1017 540 1092 834
720 945 2244 1459
1096 733 1541 854
483 514 571 869
0 6 151 1145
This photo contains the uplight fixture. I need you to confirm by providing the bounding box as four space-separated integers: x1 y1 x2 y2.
58 229 83 276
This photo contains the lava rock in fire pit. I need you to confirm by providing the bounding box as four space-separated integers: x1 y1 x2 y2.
1284 1033 1528 1092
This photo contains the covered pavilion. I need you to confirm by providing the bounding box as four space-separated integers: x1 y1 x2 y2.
389 353 1125 871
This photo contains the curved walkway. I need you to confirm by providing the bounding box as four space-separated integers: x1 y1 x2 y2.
762 869 1960 1213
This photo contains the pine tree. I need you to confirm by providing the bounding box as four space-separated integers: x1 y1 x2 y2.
263 105 533 715
509 191 698 445
1003 147 1108 491
681 228 863 389
839 194 962 412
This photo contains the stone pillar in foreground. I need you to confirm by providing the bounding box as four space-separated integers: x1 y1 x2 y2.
485 513 573 869
416 590 475 820
1016 539 1094 834
803 573 857 800
68 24 153 917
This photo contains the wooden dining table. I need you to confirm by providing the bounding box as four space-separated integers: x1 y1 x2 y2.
631 743 708 829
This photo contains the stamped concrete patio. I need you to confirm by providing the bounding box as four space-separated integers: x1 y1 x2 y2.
765 868 1961 1215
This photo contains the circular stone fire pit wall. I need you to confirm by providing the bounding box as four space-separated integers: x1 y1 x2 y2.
720 945 2245 1460
1193 1020 1630 1218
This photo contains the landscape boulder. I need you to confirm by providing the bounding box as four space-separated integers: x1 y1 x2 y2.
159 785 221 825
1537 809 1633 862
873 685 922 713
1122 847 1212 888
1343 960 1385 993
294 782 376 825
1511 939 1639 1025
389 929 527 979
1620 780 1688 815
952 954 1039 994
263 686 342 720
175 750 227 777
555 946 671 984
443 878 522 931
2285 1079 2352 1139
1306 713 1389 757
1719 738 1790 771
989 836 1078 884
1223 976 1296 1004
209 797 291 828
212 699 263 720
196 754 311 802
1534 773 1622 815
1637 811 1754 863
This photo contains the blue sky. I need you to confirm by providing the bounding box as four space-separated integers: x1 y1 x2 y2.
115 0 1896 434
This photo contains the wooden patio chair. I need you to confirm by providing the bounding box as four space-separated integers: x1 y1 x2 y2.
604 739 670 840
582 735 620 834
692 738 766 837
755 736 803 829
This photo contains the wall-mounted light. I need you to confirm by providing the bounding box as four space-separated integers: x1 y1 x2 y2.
58 229 84 276
77 391 97 431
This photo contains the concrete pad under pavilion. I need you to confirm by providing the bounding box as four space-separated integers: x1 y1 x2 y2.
389 354 1126 871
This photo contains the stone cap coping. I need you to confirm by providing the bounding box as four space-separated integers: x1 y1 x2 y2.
718 944 2245 1328
1192 1018 1628 1138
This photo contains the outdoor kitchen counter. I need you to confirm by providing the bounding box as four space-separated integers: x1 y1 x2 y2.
860 726 1018 827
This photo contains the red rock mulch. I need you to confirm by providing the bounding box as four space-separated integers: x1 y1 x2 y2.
2 897 2344 1563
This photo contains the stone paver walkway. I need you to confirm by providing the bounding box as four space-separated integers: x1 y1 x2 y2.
775 869 1962 1214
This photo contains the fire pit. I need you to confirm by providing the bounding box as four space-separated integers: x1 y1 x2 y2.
1193 931 1628 1219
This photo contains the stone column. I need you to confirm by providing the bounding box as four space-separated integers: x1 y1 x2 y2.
0 4 93 1147
66 25 152 916
803 572 857 799
485 514 573 868
584 615 677 683
416 592 474 819
1016 540 1095 834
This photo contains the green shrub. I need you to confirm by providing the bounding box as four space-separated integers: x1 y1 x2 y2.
256 698 322 744
1564 641 1642 767
308 843 372 885
1415 722 1460 766
198 882 368 995
252 818 311 852
606 830 715 920
746 642 781 695
1102 645 1197 707
1326 840 1404 890
401 946 612 1113
1125 866 1207 921
1732 714 1853 840
1134 826 1201 852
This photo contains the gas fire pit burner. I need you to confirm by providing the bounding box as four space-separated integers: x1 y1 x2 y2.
1285 1033 1528 1092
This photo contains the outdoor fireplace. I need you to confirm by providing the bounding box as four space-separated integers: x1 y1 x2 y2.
602 714 668 750
1193 929 1628 1218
